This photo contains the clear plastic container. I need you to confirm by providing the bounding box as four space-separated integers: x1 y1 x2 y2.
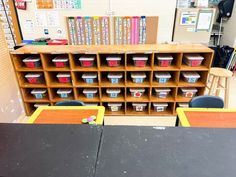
132 103 147 112
56 73 71 83
153 103 168 112
108 103 122 112
184 54 204 67
23 56 41 68
156 54 173 67
82 73 98 84
177 102 189 108
107 73 123 84
83 89 98 98
79 56 95 67
154 88 171 98
180 88 198 98
155 72 171 83
25 73 43 84
31 89 47 99
182 72 200 83
57 89 72 98
132 55 148 67
130 88 145 98
131 72 146 83
34 103 50 108
52 55 69 68
106 89 121 98
106 56 121 67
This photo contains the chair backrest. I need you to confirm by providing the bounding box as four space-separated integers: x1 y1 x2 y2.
55 100 85 106
189 95 224 108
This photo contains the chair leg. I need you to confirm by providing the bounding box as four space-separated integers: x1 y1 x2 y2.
216 77 222 96
224 77 230 108
209 76 218 95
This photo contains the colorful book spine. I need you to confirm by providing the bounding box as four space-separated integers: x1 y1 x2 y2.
123 18 127 44
141 16 146 44
101 17 109 45
134 16 138 44
93 16 101 45
131 17 135 44
76 17 82 45
85 16 92 45
127 18 131 45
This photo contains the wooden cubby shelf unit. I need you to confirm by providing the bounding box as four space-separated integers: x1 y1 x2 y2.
11 45 213 116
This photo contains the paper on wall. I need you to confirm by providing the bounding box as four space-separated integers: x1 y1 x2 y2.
23 19 34 34
47 11 60 27
35 11 47 27
196 11 213 31
180 12 197 25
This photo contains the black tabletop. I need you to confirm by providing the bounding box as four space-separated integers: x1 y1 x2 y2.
96 126 236 177
0 124 102 177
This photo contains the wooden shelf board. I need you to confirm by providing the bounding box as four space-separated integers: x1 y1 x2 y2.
180 64 209 71
15 67 43 72
150 109 173 116
126 108 149 115
126 66 152 71
105 110 125 115
20 83 47 88
178 80 205 87
152 81 177 87
72 66 98 71
150 96 175 102
102 95 125 102
101 81 125 87
126 95 149 102
176 95 192 102
45 66 71 71
24 98 50 102
51 96 75 102
100 66 125 71
126 81 151 87
77 96 100 102
49 82 73 88
75 82 99 87
153 65 179 71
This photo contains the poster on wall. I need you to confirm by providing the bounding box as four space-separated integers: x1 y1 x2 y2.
180 12 197 25
196 10 213 31
54 0 81 9
35 11 47 26
47 11 60 27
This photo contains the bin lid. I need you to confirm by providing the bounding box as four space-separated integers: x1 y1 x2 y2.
153 103 168 107
129 88 145 92
56 73 71 77
85 103 99 106
182 72 200 78
34 103 50 108
106 89 121 93
31 89 47 94
107 73 123 78
25 73 42 78
106 56 121 61
82 73 98 79
184 54 204 60
52 56 69 62
154 88 171 92
132 55 148 60
132 103 147 106
180 88 198 92
108 103 122 106
156 54 173 60
83 89 98 93
57 89 72 94
23 57 40 62
178 102 189 107
131 72 146 78
155 72 171 78
79 56 95 61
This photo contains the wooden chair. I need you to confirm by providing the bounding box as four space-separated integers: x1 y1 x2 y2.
207 67 233 108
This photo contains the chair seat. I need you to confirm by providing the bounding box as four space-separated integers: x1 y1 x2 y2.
210 67 233 77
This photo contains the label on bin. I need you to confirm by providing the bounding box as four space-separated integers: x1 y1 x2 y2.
87 93 94 98
135 60 145 67
111 106 118 112
136 106 144 111
186 92 193 97
159 78 167 83
56 62 65 68
110 93 117 98
86 78 94 84
109 60 118 66
83 61 93 67
191 60 201 66
188 78 197 83
35 93 43 99
26 62 35 68
157 107 164 112
134 91 142 98
111 78 118 84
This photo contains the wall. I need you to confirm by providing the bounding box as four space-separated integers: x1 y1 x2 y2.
16 0 177 43
221 1 236 47
0 24 24 123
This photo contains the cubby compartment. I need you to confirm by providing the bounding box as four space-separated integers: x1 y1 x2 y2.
126 53 152 70
102 102 125 115
179 71 208 87
181 52 212 70
177 87 205 102
73 71 99 87
99 53 125 71
153 71 178 87
45 72 72 87
101 71 125 87
126 102 149 115
126 88 150 102
49 88 74 102
25 102 50 115
127 71 151 87
70 53 98 71
17 72 46 87
41 54 70 71
101 88 125 102
150 102 174 115
76 88 100 102
154 53 181 70
21 88 49 102
84 102 100 106
11 54 42 71
151 87 176 102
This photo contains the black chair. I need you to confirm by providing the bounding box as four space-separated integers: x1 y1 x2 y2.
55 100 85 106
189 95 224 108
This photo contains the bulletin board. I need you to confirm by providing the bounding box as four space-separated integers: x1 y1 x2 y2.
16 0 177 43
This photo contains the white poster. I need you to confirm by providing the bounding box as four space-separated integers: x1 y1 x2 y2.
35 11 47 27
196 11 213 31
180 12 197 26
23 19 34 34
47 11 60 27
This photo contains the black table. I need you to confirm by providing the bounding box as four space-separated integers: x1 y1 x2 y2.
96 126 236 177
0 124 102 177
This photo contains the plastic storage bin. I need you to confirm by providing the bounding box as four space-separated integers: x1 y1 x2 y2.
34 103 50 108
132 55 148 67
82 73 98 84
57 89 72 98
85 103 99 106
153 103 168 112
154 88 171 98
52 56 69 68
23 56 41 68
131 72 146 83
184 54 204 67
56 73 71 83
132 103 147 112
107 73 123 84
130 88 145 98
108 103 122 112
31 89 47 99
106 89 121 98
25 73 43 84
156 54 173 67
155 72 171 83
79 56 95 67
182 72 200 83
178 102 189 108
180 88 198 98
106 56 121 67
83 89 98 98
